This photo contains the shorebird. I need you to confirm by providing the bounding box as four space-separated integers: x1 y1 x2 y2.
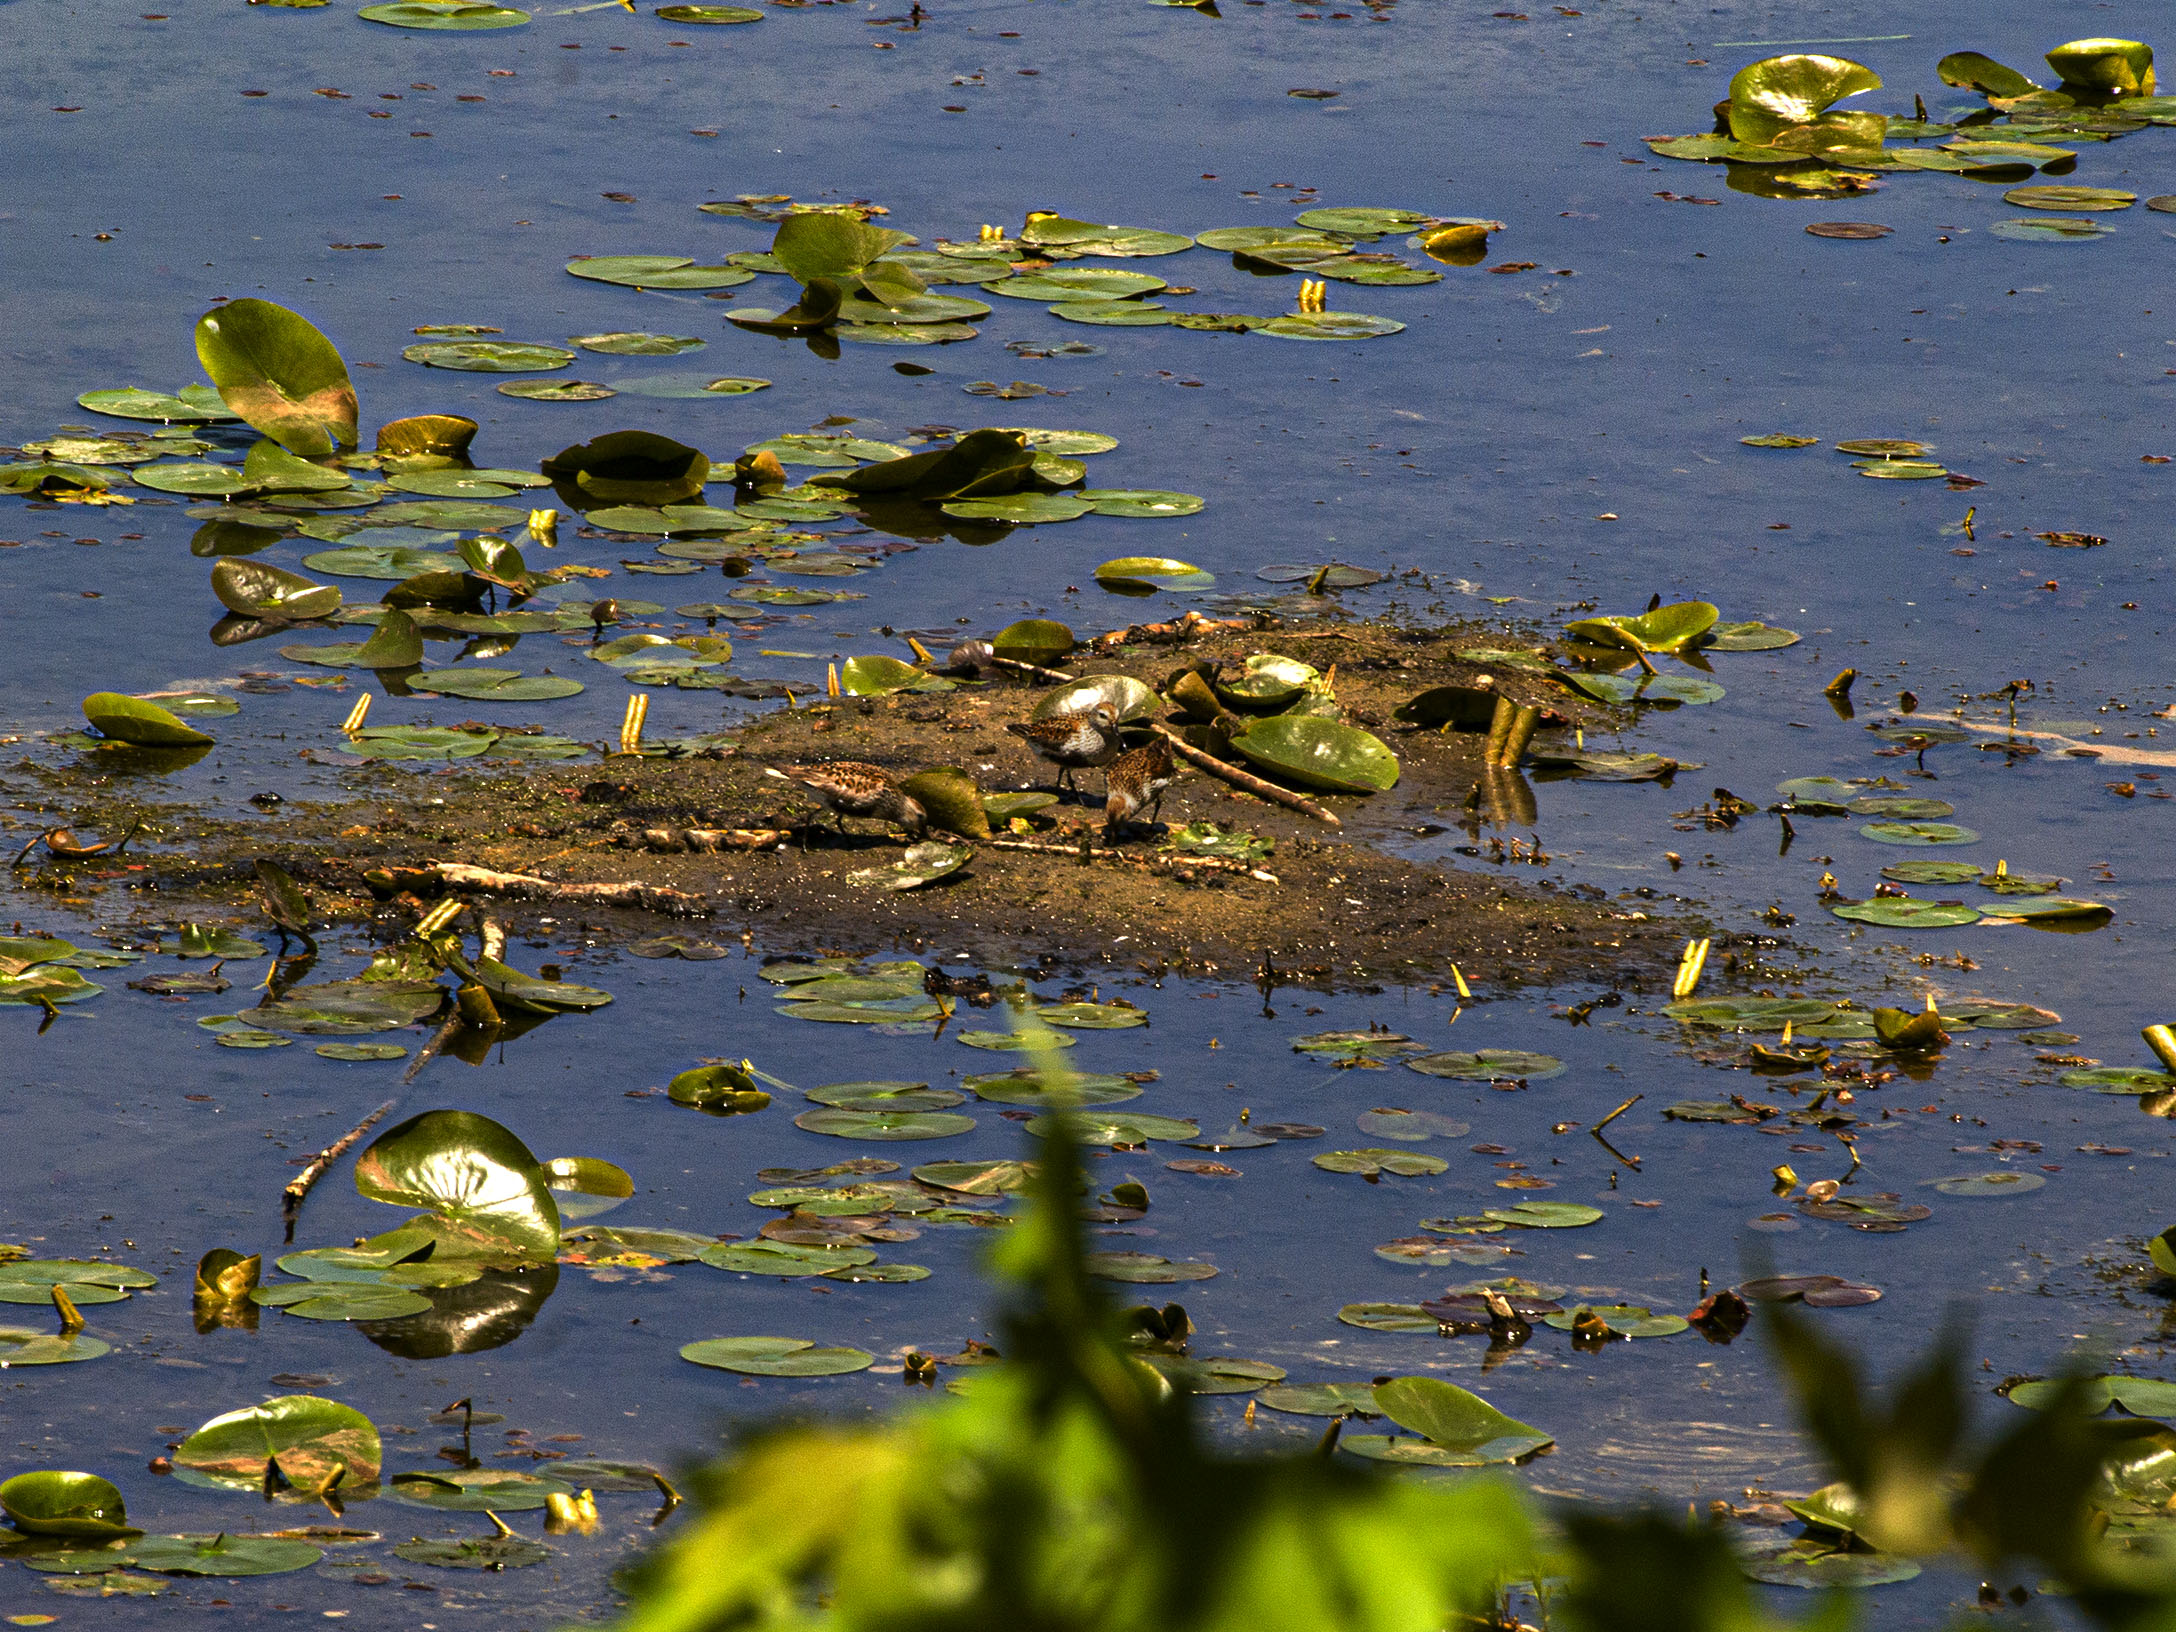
1102 739 1178 836
1005 701 1121 796
767 762 926 840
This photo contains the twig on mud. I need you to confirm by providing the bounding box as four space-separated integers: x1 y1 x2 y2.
1149 725 1342 828
365 862 713 916
987 837 1277 883
282 1098 397 1243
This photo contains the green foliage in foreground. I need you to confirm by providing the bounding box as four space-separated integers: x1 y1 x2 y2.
599 1112 2176 1632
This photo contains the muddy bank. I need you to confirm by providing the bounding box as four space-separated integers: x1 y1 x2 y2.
9 614 1698 990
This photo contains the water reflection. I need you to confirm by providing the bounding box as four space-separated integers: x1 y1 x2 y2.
358 1264 560 1359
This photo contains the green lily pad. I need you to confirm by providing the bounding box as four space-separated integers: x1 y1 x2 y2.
389 1470 573 1511
1081 489 1204 519
1084 1252 1218 1283
360 2 531 26
1540 1304 1689 1338
1979 896 2112 925
2061 1066 2176 1093
78 385 237 424
698 1239 876 1276
193 299 356 456
656 4 763 20
910 1159 1037 1195
680 1336 875 1376
1362 1375 1553 1463
393 1535 551 1569
1024 1113 1200 1145
410 668 585 702
964 1069 1140 1107
131 1534 324 1577
1036 1001 1149 1030
1406 1049 1565 1081
499 379 616 401
991 269 1169 301
173 1395 380 1492
1484 1202 1604 1228
83 692 214 748
211 558 342 621
1093 556 1214 593
2009 1375 2176 1416
1256 1382 1383 1416
1703 621 1801 651
1356 1109 1469 1142
0 1328 112 1365
565 1226 720 1262
354 1109 560 1265
1850 796 1954 818
246 977 440 1032
941 494 1094 524
792 1108 976 1141
1859 822 1981 846
1742 433 1821 448
2005 185 2137 211
956 1029 1077 1052
1312 1148 1450 1178
1737 1535 1920 1588
1564 672 1724 706
1336 1302 1440 1333
0 967 103 1007
1931 1171 2046 1197
347 726 497 760
571 331 708 355
1294 1029 1427 1062
403 341 573 372
802 1082 961 1113
1989 217 2116 242
1258 311 1406 340
1831 898 1982 927
1141 1356 1288 1395
1228 714 1398 793
249 1281 434 1320
1295 206 1429 236
1880 859 1984 884
0 1473 136 1539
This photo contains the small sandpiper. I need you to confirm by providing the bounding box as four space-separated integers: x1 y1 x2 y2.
767 762 926 839
1102 739 1178 836
1004 701 1122 796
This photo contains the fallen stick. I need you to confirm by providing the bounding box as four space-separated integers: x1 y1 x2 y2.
1150 725 1342 828
402 1009 462 1088
987 837 1277 882
283 1098 397 1242
988 655 1078 684
1951 716 2176 769
366 862 712 916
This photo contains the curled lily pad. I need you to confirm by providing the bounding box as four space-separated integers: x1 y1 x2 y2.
1084 1252 1217 1283
194 299 356 456
173 1396 380 1493
1093 556 1214 594
1312 1148 1449 1178
210 559 341 621
1364 1375 1553 1463
0 1473 136 1538
1567 600 1717 654
543 1157 634 1221
83 693 214 748
353 1110 561 1265
1407 1049 1565 1081
680 1336 875 1376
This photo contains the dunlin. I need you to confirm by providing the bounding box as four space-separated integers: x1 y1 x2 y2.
769 761 927 839
1005 701 1121 795
1102 739 1178 835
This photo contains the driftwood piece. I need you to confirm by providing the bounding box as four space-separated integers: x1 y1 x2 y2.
1149 725 1342 828
987 837 1277 882
367 862 712 916
282 1098 397 1242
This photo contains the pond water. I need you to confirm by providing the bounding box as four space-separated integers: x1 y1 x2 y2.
5 0 2176 1620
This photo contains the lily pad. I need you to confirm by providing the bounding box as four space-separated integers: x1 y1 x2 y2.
681 1336 876 1376
389 1470 572 1511
1036 1001 1149 1030
793 1108 976 1141
403 341 573 373
0 1474 136 1539
173 1395 380 1493
941 494 1094 524
1141 1356 1287 1395
697 1239 876 1276
910 1159 1037 1195
1228 714 1398 793
1563 672 1724 706
2005 185 2137 211
1737 1534 1919 1588
1312 1148 1450 1178
1831 898 1982 927
78 385 237 424
1406 1049 1565 1082
0 1329 112 1366
1742 433 1820 448
83 692 214 748
2009 1375 2176 1416
393 1535 551 1570
250 1282 433 1320
956 1029 1076 1052
1540 1304 1688 1338
410 668 585 702
2061 1066 2176 1093
964 1069 1141 1108
193 299 357 456
1363 1375 1553 1463
1083 1252 1218 1283
1082 489 1205 519
131 1534 325 1577
1256 1381 1382 1416
1858 821 1981 846
1988 217 2116 242
1484 1202 1603 1229
353 1109 560 1265
1703 621 1801 651
360 2 531 26
1024 1113 1200 1145
1093 556 1214 593
1931 1171 2047 1197
1258 312 1406 340
1336 1302 1440 1333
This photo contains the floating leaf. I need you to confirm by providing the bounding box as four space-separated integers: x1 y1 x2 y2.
1931 1171 2047 1197
1036 1001 1148 1030
0 1329 112 1366
1831 898 1982 927
353 1110 560 1265
1312 1148 1449 1178
1857 821 1981 846
567 256 751 291
404 340 573 372
389 1470 572 1511
956 1029 1077 1052
1256 1382 1382 1416
2060 1066 2176 1093
1141 1356 1287 1395
680 1336 875 1376
82 693 214 748
130 1534 325 1577
0 1474 136 1539
1485 1201 1603 1229
1084 1252 1218 1283
1742 433 1820 448
1407 1049 1565 1081
194 299 357 456
964 1069 1140 1108
698 1239 876 1276
393 1535 551 1570
1356 1109 1470 1142
793 1107 976 1141
1228 715 1398 793
1336 1302 1439 1333
1364 1376 1553 1463
1988 217 2115 242
173 1395 380 1493
1024 1113 1199 1145
2009 1375 2176 1416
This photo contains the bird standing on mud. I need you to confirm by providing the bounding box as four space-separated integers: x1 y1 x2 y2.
1005 701 1122 796
767 762 926 840
1102 739 1178 836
